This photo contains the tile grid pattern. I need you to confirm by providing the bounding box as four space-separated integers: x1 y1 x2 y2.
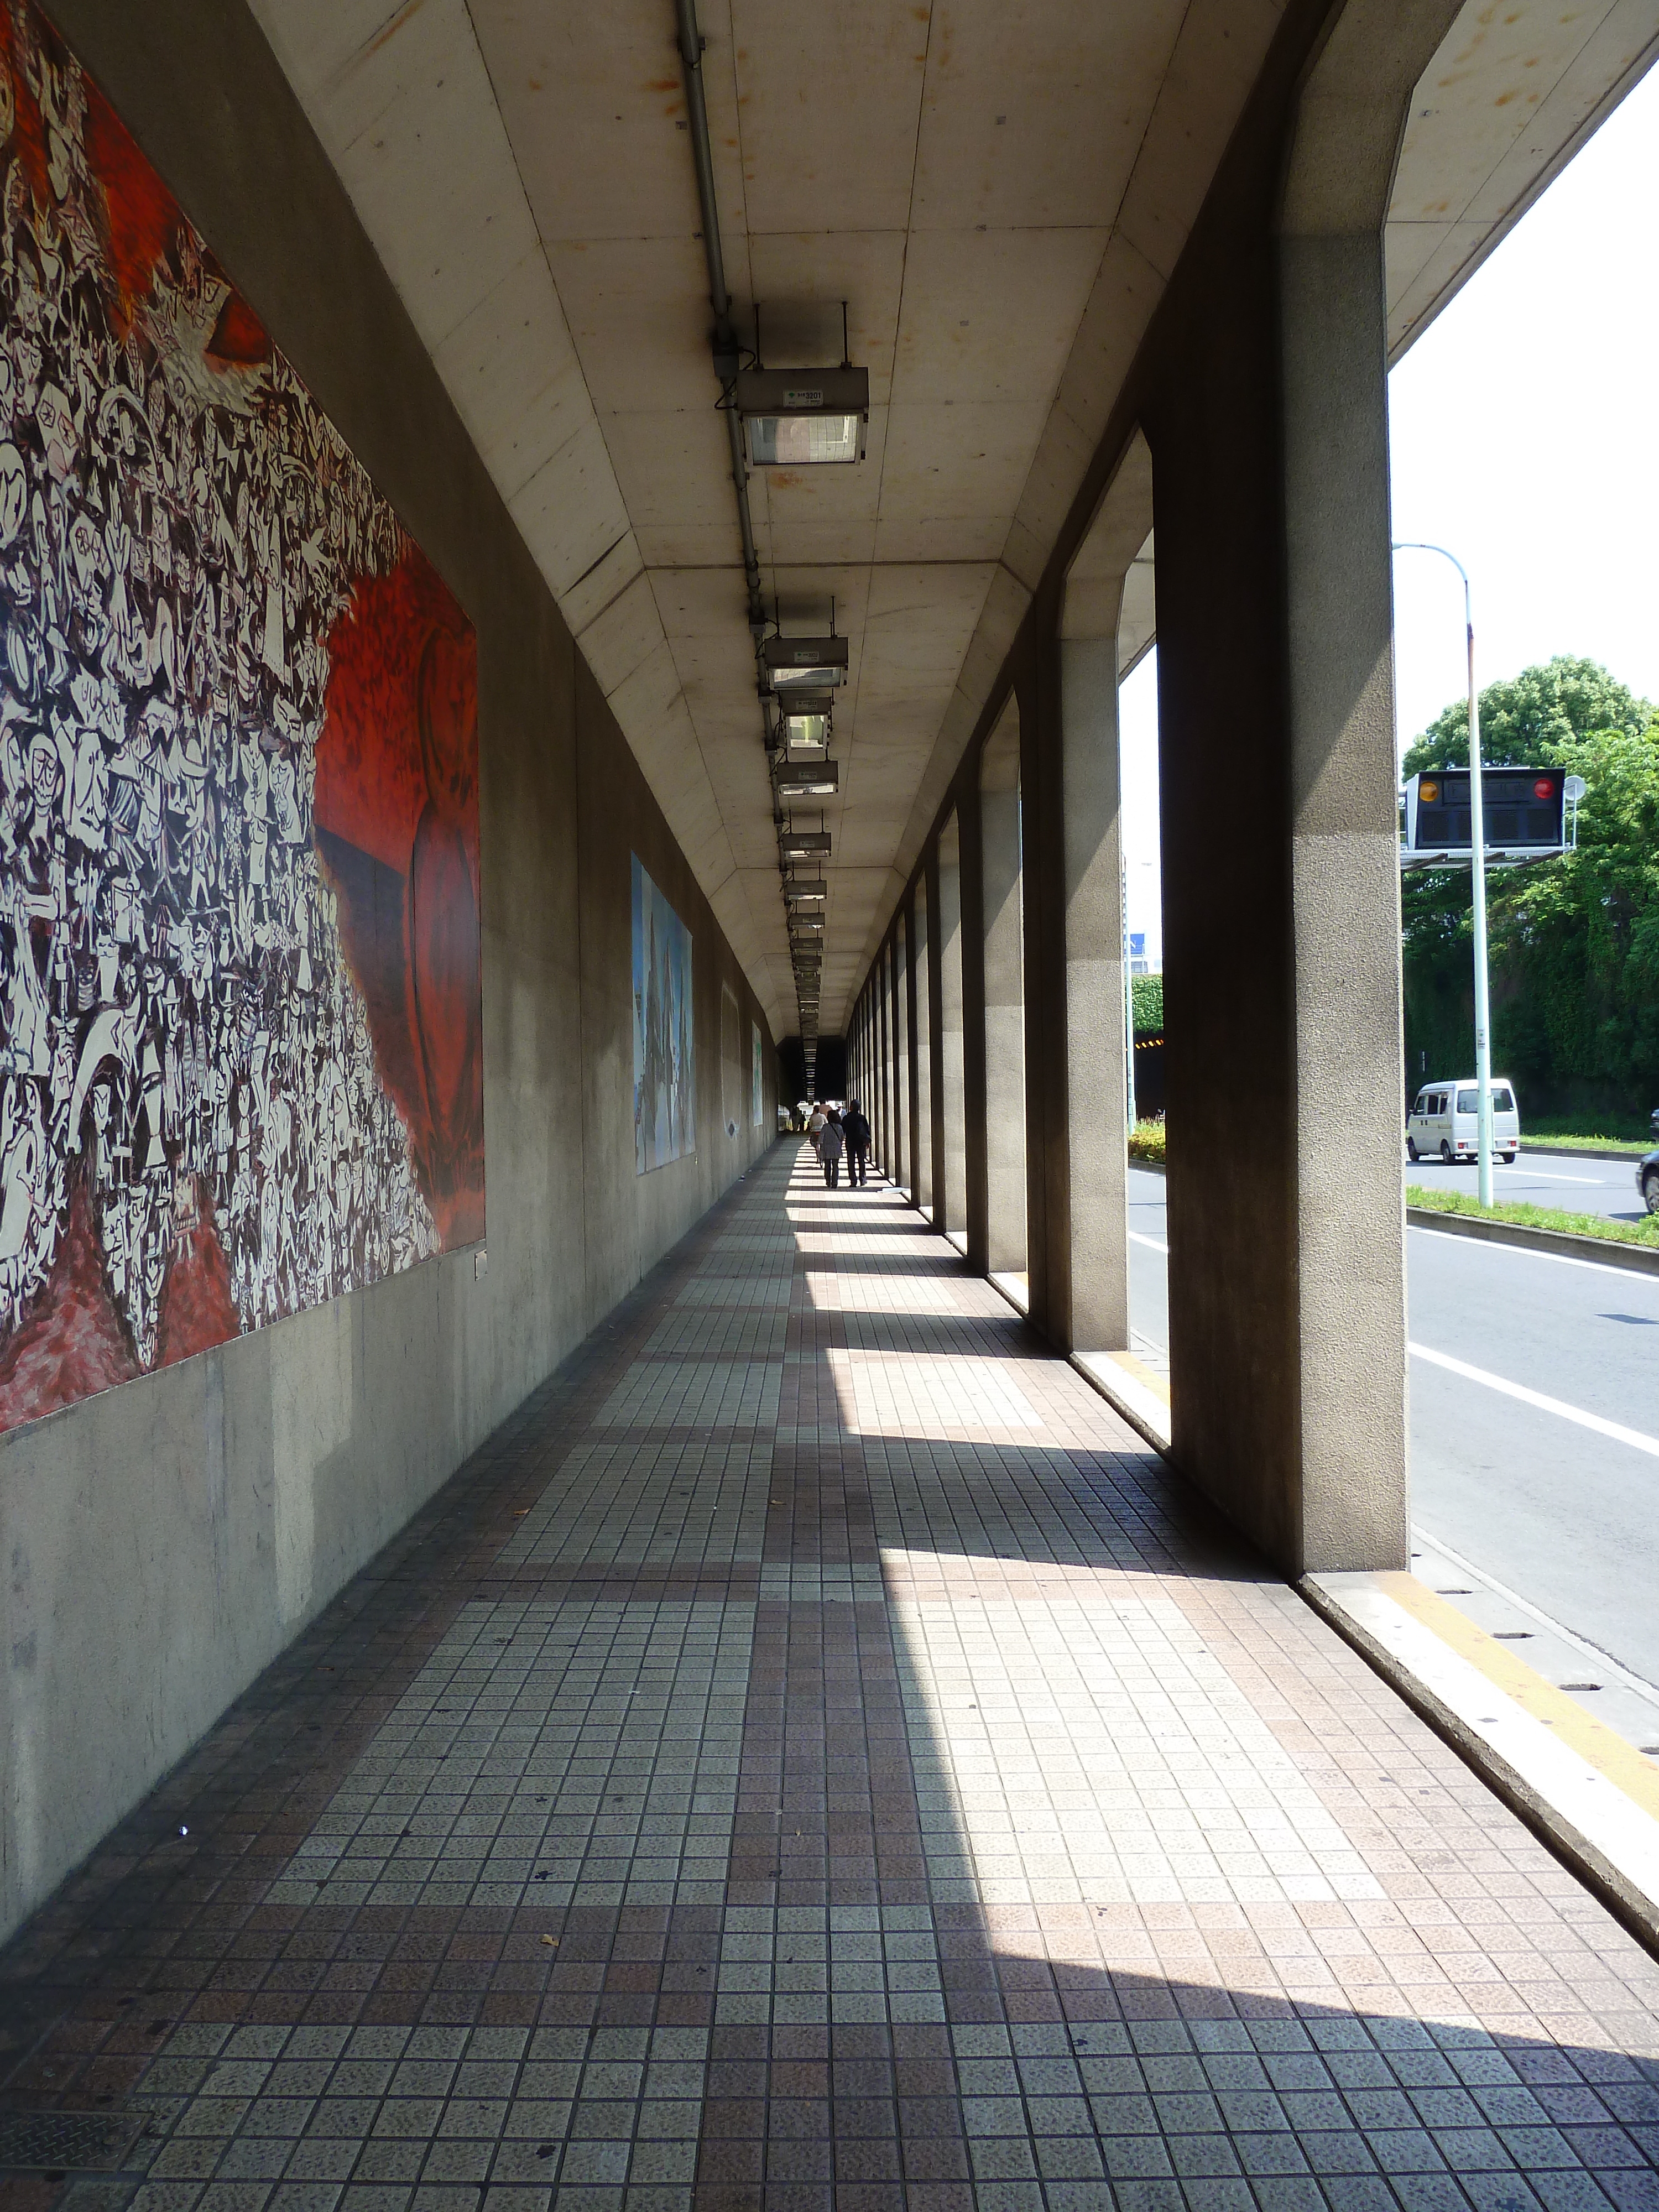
0 1147 1656 2212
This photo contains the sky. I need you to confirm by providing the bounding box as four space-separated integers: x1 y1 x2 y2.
1122 59 1659 962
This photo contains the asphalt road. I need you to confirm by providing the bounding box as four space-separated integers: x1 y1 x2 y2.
1407 1145 1652 1222
1126 1160 1659 1751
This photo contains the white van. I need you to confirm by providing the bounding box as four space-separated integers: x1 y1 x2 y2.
1407 1078 1520 1165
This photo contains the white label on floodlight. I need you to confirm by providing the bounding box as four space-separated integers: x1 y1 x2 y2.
784 388 825 405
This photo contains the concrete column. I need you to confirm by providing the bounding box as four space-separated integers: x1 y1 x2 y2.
894 919 910 1194
1057 635 1131 1350
936 817 967 1239
980 706 1027 1276
874 964 889 1168
1140 0 1443 1572
881 939 896 1176
924 846 947 1226
958 778 990 1274
1276 231 1408 1570
907 885 930 1214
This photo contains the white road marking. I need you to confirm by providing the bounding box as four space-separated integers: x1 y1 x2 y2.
1129 1231 1169 1255
1501 1166 1613 1185
1406 1220 1659 1283
1409 1341 1659 1460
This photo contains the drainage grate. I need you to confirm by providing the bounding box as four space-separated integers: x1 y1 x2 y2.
0 2109 144 2170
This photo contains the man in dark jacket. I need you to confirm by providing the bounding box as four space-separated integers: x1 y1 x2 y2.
842 1099 872 1187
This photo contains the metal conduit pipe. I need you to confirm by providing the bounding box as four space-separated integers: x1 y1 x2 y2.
675 0 765 636
676 0 817 1045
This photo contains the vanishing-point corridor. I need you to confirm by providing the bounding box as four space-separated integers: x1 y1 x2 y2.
3 1147 1657 2212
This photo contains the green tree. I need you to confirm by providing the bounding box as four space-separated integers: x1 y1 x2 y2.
1130 973 1163 1035
1401 656 1650 778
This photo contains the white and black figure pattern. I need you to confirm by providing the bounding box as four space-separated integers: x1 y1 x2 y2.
0 2 451 1425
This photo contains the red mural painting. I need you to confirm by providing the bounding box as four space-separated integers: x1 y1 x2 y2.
0 0 484 1434
315 555 483 1248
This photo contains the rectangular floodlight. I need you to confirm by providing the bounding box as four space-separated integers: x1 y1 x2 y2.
784 879 827 904
774 760 839 800
763 635 848 692
781 711 831 758
779 829 831 860
736 367 868 467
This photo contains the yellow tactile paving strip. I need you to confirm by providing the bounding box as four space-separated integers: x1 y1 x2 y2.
1376 1570 1659 1825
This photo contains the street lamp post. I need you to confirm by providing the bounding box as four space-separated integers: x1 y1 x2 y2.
1393 542 1495 1208
1121 853 1137 1128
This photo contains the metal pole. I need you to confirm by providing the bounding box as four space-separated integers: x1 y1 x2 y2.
1393 542 1493 1206
1121 853 1136 1129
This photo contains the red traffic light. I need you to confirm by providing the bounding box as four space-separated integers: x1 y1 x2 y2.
1533 777 1555 799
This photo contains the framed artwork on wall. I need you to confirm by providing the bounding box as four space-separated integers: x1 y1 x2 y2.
631 855 692 1173
0 1 485 1434
752 1020 763 1127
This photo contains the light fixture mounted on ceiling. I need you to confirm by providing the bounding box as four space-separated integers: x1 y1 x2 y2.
734 302 868 467
763 635 848 694
779 828 831 860
774 760 839 800
778 697 833 757
783 879 827 905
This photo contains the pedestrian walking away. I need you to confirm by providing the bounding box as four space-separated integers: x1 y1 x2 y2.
806 1100 827 1158
842 1097 871 1186
818 1107 846 1188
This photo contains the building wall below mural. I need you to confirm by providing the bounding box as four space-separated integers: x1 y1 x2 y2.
0 0 483 1438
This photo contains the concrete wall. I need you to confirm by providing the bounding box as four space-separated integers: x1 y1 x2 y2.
0 0 778 1944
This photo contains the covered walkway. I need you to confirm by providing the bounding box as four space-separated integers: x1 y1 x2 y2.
4 1144 1657 2212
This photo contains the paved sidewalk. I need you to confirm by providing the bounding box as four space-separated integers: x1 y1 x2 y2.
3 1142 1658 2212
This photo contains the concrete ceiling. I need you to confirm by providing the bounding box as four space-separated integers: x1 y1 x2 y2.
247 0 1656 1039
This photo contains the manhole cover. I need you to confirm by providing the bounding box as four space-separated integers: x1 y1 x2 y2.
0 2109 144 2169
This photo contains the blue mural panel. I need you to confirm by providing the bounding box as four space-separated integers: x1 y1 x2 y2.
632 855 693 1173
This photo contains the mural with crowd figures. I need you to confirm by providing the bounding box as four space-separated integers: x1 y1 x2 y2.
631 854 693 1174
0 0 484 1434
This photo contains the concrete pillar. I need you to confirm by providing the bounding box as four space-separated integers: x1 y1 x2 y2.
958 778 990 1274
1140 0 1447 1572
907 885 931 1214
924 846 947 1227
1275 269 1408 1567
1053 635 1130 1350
894 917 910 1195
881 938 896 1177
874 963 889 1168
980 703 1027 1276
936 816 967 1240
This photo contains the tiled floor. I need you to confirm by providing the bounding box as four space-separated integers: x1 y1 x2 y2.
3 1144 1658 2212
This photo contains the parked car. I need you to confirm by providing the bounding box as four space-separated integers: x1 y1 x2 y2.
1406 1078 1520 1164
1637 1109 1659 1214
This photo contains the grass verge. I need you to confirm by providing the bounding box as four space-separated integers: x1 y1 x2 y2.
1128 1119 1166 1165
1522 1130 1653 1155
1406 1181 1659 1247
1524 1115 1656 1147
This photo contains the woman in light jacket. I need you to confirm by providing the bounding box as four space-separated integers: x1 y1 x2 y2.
818 1107 846 1188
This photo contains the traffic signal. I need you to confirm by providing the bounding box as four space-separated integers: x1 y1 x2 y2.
1401 768 1566 864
